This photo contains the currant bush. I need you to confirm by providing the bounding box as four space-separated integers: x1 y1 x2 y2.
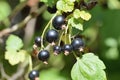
29 0 107 80
1 0 107 80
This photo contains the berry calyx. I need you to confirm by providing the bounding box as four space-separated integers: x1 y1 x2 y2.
71 38 84 50
63 44 73 55
28 70 39 80
53 45 61 55
52 15 66 30
34 36 42 47
46 29 59 44
38 50 50 62
47 5 57 14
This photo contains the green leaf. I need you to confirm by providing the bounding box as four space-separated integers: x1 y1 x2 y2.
71 53 107 80
76 10 91 21
68 17 83 30
0 1 11 21
6 35 23 51
73 9 81 19
73 9 91 21
56 0 75 12
5 50 27 65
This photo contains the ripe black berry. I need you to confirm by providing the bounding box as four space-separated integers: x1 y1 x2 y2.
34 36 42 47
47 5 57 14
46 29 59 44
63 44 73 55
38 50 50 61
71 38 84 50
52 15 65 30
28 70 39 80
53 45 61 55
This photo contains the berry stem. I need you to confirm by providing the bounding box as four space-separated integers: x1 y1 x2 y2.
28 55 33 71
41 13 57 49
33 64 41 70
65 25 69 44
58 31 64 46
68 24 72 43
72 51 78 59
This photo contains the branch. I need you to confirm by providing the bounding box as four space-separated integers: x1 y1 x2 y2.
24 3 39 48
0 63 10 80
9 1 28 19
8 61 28 80
0 5 47 38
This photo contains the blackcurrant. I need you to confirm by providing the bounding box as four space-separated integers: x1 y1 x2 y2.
71 38 84 50
52 15 65 30
46 29 59 43
47 5 57 14
53 45 61 55
38 50 50 61
63 44 73 54
28 70 39 80
34 36 42 47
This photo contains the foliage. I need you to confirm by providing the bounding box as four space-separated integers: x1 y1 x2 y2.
71 53 106 80
56 0 75 12
5 35 27 65
0 0 120 80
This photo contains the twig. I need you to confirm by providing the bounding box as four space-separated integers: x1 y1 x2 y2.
9 1 28 19
24 3 39 47
0 63 10 80
8 60 28 80
0 5 47 38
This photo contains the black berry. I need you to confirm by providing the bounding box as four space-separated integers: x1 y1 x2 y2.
38 50 50 61
63 44 73 54
46 29 59 43
47 5 57 14
53 45 61 55
71 38 84 50
52 15 65 30
34 36 42 47
28 70 39 80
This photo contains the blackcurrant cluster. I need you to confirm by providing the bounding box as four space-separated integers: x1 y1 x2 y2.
32 15 85 65
28 0 97 79
53 38 84 56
